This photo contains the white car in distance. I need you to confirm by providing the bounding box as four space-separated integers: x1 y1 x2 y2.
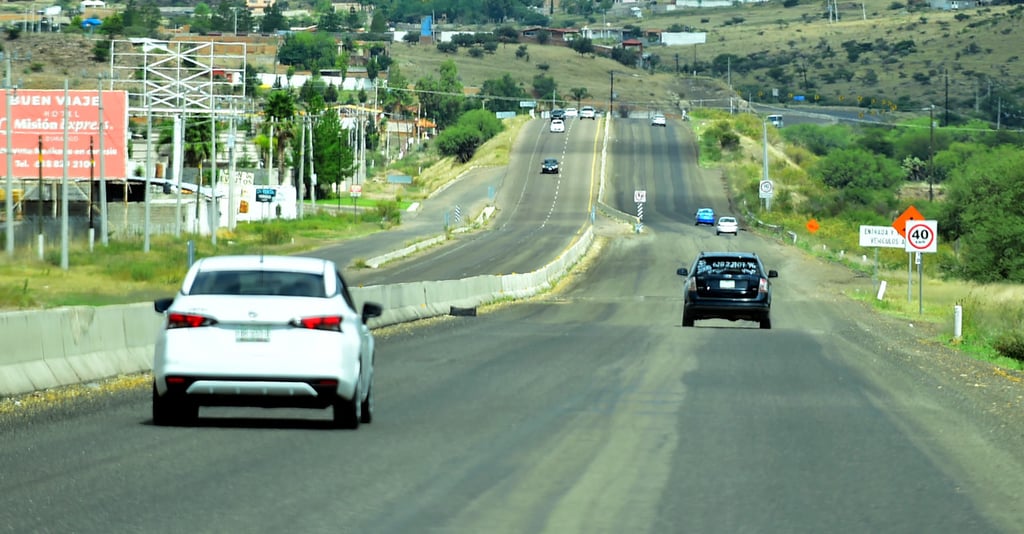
651 113 667 127
716 216 739 236
151 255 383 429
580 106 596 119
550 119 566 133
564 107 578 118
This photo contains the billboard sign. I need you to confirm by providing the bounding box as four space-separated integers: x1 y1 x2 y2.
0 89 129 180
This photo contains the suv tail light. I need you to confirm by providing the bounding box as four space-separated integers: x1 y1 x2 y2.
290 316 343 332
758 277 769 294
687 277 697 292
167 313 217 329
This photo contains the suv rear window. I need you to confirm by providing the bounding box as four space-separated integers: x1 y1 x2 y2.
190 270 326 297
693 258 761 276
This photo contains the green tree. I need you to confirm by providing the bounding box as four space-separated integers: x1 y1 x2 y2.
569 87 589 108
569 37 594 55
415 60 465 129
277 32 339 71
264 90 297 182
435 126 482 163
481 73 528 112
309 111 354 199
940 147 1024 282
813 148 902 190
157 116 213 171
380 64 413 115
260 2 287 33
369 8 388 32
532 74 557 102
92 38 111 62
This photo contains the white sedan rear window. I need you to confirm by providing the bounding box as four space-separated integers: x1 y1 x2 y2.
189 270 326 298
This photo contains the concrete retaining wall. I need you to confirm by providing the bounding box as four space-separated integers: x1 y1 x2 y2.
0 227 594 397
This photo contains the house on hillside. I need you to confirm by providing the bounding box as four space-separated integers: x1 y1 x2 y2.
581 26 628 42
519 26 580 44
929 0 977 9
246 0 275 16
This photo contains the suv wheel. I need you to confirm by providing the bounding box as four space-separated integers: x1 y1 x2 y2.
682 314 695 327
760 316 772 329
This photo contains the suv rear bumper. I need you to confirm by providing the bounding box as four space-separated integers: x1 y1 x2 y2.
684 299 770 322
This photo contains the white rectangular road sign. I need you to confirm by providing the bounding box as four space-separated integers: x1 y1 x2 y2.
859 225 905 248
904 220 938 253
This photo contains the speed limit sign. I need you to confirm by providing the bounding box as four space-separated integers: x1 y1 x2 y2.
904 220 937 253
759 180 774 199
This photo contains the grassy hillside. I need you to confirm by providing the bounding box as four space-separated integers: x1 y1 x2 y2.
383 0 1021 123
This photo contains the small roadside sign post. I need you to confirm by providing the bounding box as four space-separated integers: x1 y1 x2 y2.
634 190 646 233
350 184 362 216
904 219 938 315
256 187 276 222
893 205 925 303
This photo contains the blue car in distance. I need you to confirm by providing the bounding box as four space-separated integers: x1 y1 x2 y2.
695 208 715 226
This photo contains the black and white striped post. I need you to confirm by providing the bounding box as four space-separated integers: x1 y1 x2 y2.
634 189 646 233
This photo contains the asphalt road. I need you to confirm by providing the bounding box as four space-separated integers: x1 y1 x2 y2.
324 116 602 287
2 116 1023 533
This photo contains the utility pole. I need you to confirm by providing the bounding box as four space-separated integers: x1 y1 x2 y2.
928 104 935 202
228 105 238 230
210 106 217 245
144 92 152 252
297 114 305 220
309 117 316 207
60 80 69 270
98 76 108 246
4 58 13 257
88 136 94 251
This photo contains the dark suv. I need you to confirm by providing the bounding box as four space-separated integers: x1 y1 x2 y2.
550 109 566 121
541 158 559 174
676 251 778 329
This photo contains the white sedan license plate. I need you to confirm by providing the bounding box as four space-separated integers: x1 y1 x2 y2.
236 327 270 343
719 280 735 289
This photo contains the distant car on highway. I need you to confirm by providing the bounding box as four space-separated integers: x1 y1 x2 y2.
151 255 383 429
716 216 739 236
541 158 559 174
550 119 565 133
695 208 715 226
651 113 667 127
677 251 778 329
580 106 596 119
550 109 566 121
564 107 578 118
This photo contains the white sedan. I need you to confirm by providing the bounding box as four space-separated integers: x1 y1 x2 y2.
550 119 565 133
151 255 382 429
716 216 739 236
651 113 667 127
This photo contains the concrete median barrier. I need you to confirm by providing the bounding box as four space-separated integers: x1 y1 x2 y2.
0 227 594 397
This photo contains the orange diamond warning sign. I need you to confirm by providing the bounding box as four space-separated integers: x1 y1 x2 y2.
892 205 924 239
